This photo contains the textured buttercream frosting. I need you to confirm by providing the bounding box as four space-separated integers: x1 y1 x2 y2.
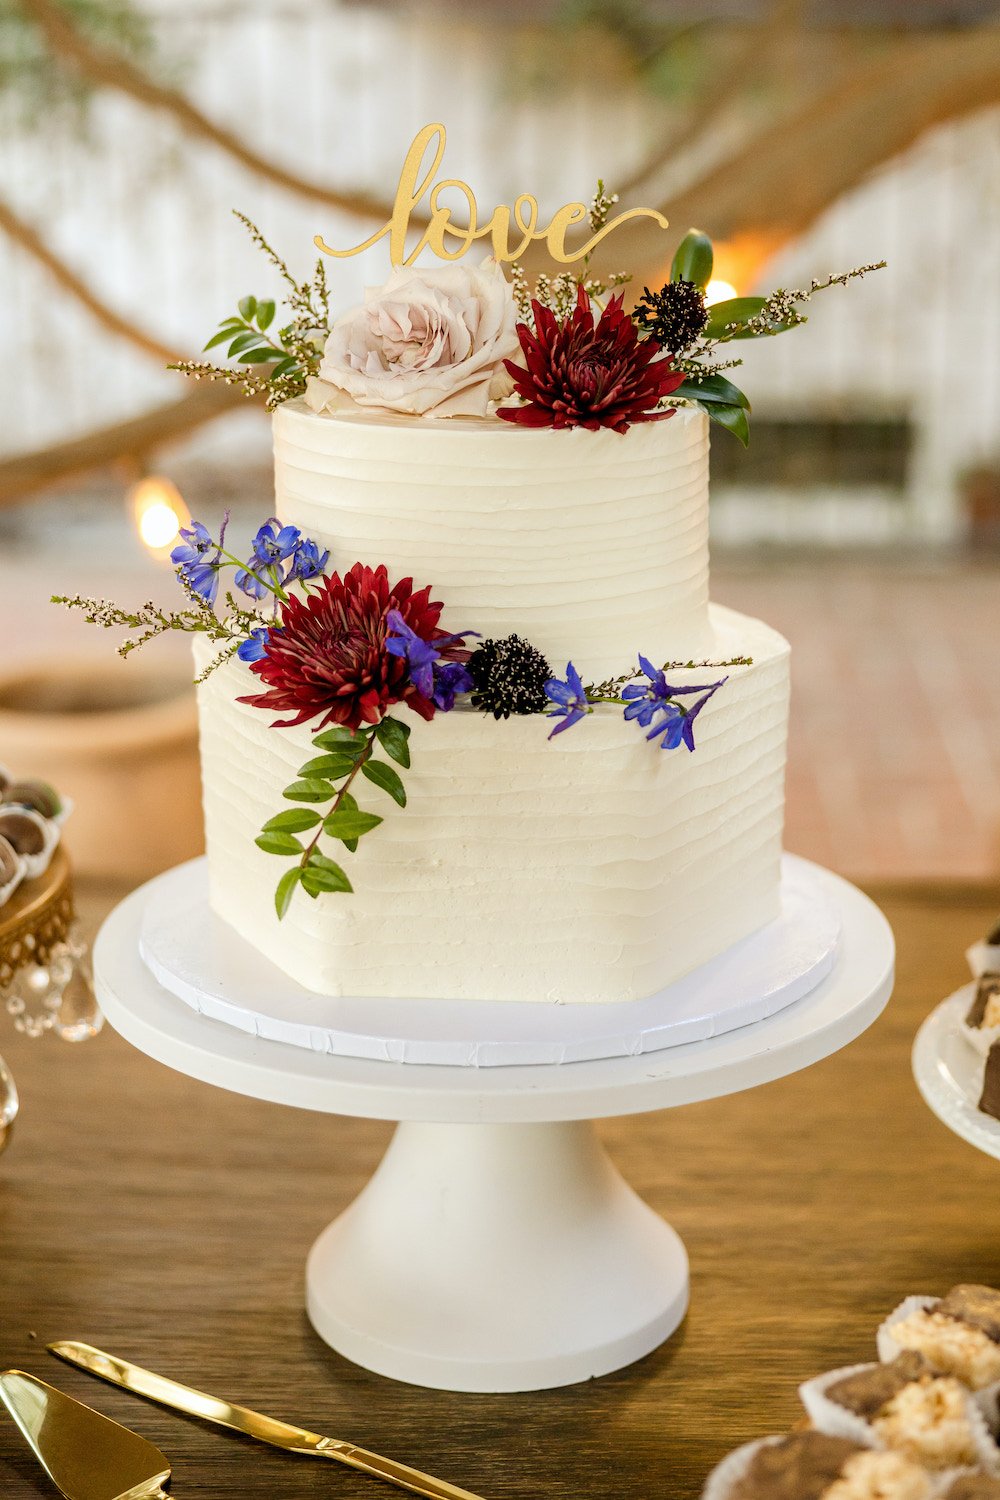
273 398 712 680
195 604 789 1004
194 400 792 1005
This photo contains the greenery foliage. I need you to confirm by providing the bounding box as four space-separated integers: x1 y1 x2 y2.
171 212 331 410
51 585 259 676
662 227 886 445
584 655 753 703
257 718 411 918
0 0 163 128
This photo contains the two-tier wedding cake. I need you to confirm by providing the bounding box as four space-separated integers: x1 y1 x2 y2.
63 126 881 1010
196 402 789 1003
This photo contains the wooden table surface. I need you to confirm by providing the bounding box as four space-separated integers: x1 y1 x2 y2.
1 878 999 1500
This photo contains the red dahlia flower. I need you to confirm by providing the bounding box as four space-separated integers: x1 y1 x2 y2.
238 562 462 730
498 285 685 435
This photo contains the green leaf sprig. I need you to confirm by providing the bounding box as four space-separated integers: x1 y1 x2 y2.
170 212 331 411
655 228 885 446
256 716 411 919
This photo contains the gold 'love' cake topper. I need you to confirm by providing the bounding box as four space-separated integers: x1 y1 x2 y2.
315 122 670 267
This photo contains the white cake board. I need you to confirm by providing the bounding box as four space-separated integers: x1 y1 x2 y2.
93 860 893 1393
139 855 840 1068
913 989 1000 1161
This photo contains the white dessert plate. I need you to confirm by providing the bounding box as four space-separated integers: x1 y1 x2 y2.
912 988 1000 1161
139 853 840 1069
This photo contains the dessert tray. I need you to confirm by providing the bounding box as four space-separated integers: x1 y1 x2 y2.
94 856 893 1393
912 989 1000 1161
140 854 840 1068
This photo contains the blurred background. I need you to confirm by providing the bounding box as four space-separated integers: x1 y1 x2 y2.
1 0 999 886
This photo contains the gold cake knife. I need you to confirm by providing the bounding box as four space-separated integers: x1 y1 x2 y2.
49 1342 485 1500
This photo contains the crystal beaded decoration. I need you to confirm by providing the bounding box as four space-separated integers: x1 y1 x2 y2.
3 927 102 1041
53 941 102 1043
0 1052 17 1154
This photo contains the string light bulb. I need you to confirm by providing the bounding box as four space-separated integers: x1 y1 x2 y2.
705 279 738 306
129 476 190 559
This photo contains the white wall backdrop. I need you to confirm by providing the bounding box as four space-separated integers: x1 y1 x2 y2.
2 0 999 542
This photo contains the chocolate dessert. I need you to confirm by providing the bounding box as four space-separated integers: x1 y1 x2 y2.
891 1288 1000 1388
944 1478 1000 1500
938 1286 1000 1345
967 976 1000 1030
3 779 60 819
0 809 47 858
826 1351 932 1420
981 1045 1000 1121
728 1432 863 1500
725 1432 932 1500
811 1351 983 1470
0 834 20 888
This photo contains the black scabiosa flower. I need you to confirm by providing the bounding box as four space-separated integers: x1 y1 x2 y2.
633 279 708 353
468 635 551 719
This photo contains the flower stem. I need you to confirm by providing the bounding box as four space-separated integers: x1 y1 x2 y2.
298 732 375 871
209 547 290 605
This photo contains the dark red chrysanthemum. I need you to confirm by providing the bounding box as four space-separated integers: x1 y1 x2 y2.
497 285 685 435
238 562 459 731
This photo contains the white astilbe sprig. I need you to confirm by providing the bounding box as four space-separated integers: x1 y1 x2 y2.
509 178 631 328
51 579 260 680
700 262 887 349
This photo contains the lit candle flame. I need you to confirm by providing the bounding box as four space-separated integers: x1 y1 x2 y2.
129 476 190 559
705 279 738 306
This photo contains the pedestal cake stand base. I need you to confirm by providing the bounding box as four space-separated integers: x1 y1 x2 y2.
93 860 893 1393
307 1118 688 1391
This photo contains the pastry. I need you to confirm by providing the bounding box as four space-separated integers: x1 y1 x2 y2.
967 979 1000 1033
714 1431 931 1500
891 1289 1000 1390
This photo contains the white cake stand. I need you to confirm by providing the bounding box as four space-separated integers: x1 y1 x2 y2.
92 860 893 1393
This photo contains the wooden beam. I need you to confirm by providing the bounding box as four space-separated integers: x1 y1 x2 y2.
20 0 411 226
595 26 1000 286
0 197 183 365
0 384 251 506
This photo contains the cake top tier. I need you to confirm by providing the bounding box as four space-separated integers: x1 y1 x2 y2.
273 397 712 680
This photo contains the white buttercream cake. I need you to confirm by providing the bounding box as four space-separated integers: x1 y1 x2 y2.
195 399 790 1004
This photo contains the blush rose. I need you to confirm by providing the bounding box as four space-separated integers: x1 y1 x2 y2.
305 259 519 419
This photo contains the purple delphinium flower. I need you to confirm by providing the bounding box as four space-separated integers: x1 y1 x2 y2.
237 626 272 664
234 567 268 601
622 655 674 727
646 703 688 749
235 520 303 599
171 520 222 605
623 657 728 751
648 681 725 752
286 537 330 583
385 609 478 708
252 520 302 566
432 661 474 711
385 609 441 697
545 662 589 737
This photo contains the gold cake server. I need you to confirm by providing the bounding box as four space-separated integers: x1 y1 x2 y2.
49 1342 485 1500
0 1370 172 1500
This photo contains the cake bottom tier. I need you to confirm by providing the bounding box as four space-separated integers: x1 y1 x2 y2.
195 604 790 1004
